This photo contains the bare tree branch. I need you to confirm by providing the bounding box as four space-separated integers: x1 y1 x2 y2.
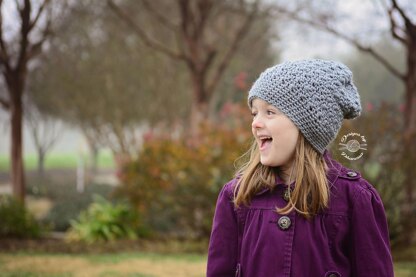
273 6 406 81
140 0 178 32
387 7 407 44
194 0 213 40
178 0 197 39
390 0 414 26
14 0 22 12
16 0 31 73
27 17 52 60
0 0 10 68
28 0 50 31
207 0 259 96
0 97 10 110
108 0 187 61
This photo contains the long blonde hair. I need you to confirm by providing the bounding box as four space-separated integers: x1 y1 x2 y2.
233 134 329 219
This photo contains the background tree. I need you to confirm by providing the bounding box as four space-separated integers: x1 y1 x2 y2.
108 0 272 134
24 102 62 176
29 1 190 160
31 0 276 159
0 0 57 204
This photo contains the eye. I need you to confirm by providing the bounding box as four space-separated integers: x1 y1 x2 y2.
251 111 257 117
267 110 275 115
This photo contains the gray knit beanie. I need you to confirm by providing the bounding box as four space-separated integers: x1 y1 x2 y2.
248 59 361 154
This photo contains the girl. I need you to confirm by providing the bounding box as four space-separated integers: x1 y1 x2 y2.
207 59 394 277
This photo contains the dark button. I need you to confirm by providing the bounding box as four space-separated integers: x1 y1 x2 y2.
282 189 291 202
346 171 357 177
278 216 291 230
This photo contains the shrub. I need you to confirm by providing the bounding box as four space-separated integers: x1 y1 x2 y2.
116 102 252 239
0 195 42 238
330 102 411 247
119 101 414 246
27 176 114 231
67 194 140 243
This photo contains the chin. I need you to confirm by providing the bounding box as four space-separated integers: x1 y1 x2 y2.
260 158 279 167
260 155 290 167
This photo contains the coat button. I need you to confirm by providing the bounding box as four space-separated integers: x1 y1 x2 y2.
325 272 340 277
346 171 357 177
278 216 291 230
283 189 291 202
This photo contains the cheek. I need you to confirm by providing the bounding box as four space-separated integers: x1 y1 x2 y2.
273 124 299 149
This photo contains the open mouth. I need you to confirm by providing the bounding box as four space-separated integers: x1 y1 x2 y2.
260 137 273 150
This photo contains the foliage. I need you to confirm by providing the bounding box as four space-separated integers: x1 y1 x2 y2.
28 1 191 155
27 0 277 157
330 102 411 247
116 101 252 239
0 196 42 239
67 194 140 243
118 99 414 246
26 175 114 232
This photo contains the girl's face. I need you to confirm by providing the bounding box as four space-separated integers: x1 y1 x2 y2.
251 98 299 168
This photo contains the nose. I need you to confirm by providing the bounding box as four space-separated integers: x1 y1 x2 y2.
252 116 265 129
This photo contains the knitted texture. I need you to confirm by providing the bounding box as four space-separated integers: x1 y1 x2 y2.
248 59 361 154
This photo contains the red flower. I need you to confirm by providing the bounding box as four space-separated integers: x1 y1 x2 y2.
234 71 248 90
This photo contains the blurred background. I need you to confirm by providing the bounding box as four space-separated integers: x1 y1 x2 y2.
0 0 415 276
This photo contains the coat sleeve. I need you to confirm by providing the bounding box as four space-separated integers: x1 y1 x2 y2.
349 182 394 277
206 180 239 277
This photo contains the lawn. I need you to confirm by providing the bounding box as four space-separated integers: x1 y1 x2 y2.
0 252 205 277
0 150 114 171
0 252 414 277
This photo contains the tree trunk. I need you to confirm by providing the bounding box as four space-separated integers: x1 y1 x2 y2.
37 149 45 177
189 71 209 136
401 32 416 245
90 146 99 175
10 89 26 204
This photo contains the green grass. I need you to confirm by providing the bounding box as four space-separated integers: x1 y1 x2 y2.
84 252 206 264
395 262 416 274
0 252 207 277
0 150 114 171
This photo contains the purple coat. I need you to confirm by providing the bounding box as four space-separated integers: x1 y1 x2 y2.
207 152 394 277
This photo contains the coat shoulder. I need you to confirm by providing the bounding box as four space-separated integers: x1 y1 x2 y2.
328 159 379 204
221 177 239 200
337 165 374 190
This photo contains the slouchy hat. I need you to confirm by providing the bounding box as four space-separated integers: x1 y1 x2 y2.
248 59 361 154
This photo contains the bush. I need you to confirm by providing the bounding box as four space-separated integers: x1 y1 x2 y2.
26 175 114 232
330 102 412 247
119 101 414 246
116 102 252 239
67 194 141 243
0 195 42 238
43 183 114 232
